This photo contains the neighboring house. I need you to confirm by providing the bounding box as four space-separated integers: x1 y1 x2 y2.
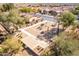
39 5 74 15
0 24 8 43
0 24 8 35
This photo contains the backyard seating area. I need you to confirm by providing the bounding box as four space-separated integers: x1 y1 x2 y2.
26 17 43 26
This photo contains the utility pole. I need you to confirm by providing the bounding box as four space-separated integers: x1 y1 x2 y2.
57 17 60 36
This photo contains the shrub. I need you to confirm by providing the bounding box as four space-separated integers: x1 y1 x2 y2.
20 7 33 13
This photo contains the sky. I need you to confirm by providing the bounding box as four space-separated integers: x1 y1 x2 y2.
0 0 79 3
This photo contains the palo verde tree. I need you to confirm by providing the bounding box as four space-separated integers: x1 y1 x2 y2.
71 6 79 15
59 11 76 29
0 35 23 56
7 10 26 28
42 31 79 56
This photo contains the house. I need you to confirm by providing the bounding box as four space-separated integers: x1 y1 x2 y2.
18 20 58 55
